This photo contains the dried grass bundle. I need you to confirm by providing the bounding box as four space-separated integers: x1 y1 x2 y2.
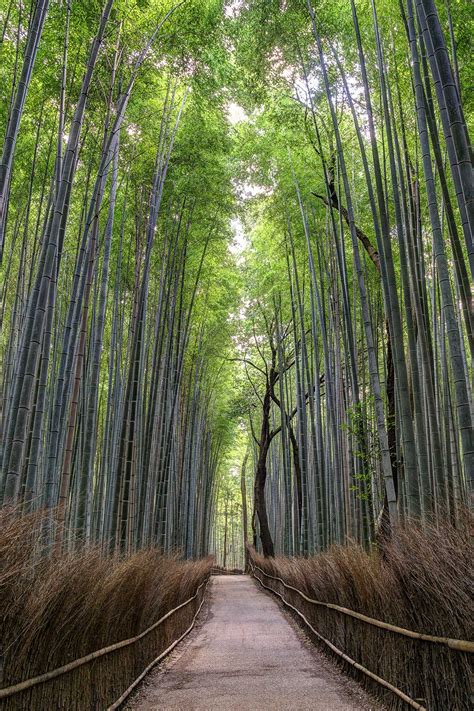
0 508 212 709
251 517 473 710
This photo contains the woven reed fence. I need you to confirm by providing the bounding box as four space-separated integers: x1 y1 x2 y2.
0 576 209 710
249 557 473 711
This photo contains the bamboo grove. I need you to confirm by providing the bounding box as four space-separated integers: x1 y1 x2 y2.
0 0 473 563
0 0 237 555
228 0 472 558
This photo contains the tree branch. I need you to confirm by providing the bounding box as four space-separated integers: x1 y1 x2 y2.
312 191 381 273
227 357 267 377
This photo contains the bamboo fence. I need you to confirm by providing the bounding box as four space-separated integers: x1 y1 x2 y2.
250 559 472 710
0 577 210 710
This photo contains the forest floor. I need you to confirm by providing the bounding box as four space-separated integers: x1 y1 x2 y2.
126 576 380 710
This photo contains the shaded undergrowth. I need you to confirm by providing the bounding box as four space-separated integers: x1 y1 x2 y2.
0 508 212 709
250 519 473 710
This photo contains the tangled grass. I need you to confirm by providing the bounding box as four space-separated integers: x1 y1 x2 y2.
0 508 212 710
250 518 473 710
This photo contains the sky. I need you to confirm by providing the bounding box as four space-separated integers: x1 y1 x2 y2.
225 101 250 260
227 102 248 125
224 0 245 19
229 216 248 259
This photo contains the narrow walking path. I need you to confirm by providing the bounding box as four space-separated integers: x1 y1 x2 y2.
128 576 379 710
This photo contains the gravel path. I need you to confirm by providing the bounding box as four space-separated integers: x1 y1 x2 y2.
127 575 380 710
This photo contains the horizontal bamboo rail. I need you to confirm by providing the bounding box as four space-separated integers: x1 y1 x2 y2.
0 576 209 701
250 563 427 711
251 563 474 652
108 580 208 709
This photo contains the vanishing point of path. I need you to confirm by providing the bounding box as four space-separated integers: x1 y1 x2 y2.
128 576 379 710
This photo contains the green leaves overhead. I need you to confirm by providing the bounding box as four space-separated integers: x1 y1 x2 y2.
0 0 472 565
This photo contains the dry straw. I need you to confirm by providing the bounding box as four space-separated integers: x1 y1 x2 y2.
0 508 212 710
249 517 473 711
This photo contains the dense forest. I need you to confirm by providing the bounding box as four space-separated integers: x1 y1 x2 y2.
0 0 474 556
1 0 471 562
0 0 472 708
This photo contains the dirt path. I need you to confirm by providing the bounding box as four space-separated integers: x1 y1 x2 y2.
127 575 380 710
